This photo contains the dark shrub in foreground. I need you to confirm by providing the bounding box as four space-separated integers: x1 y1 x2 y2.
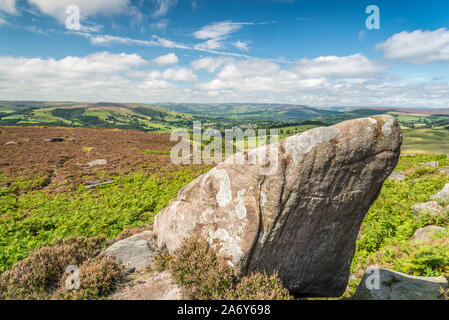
169 236 292 300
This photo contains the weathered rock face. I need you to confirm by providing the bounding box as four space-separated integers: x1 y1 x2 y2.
353 267 448 300
154 115 402 297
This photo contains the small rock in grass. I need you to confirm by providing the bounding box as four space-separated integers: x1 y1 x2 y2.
388 171 405 181
411 201 444 216
430 183 449 202
86 159 108 167
5 141 17 145
410 225 446 242
353 267 448 300
102 231 157 272
439 167 449 175
420 161 439 167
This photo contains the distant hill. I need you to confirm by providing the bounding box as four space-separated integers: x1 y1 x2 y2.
2 101 448 132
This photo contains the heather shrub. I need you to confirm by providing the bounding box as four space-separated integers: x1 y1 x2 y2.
54 256 125 300
224 272 292 300
169 237 236 300
169 236 292 300
0 236 107 300
153 245 171 272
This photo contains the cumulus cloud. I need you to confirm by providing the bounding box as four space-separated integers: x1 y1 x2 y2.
0 51 186 102
151 52 179 65
0 0 17 14
27 0 131 22
293 54 387 78
377 28 449 64
162 67 197 81
2 51 449 107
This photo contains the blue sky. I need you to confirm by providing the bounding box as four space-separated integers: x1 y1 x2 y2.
1 0 449 107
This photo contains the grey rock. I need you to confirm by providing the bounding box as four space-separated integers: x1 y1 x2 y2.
109 270 181 300
86 159 108 167
411 201 444 216
84 180 114 189
102 231 157 272
420 161 439 168
439 167 449 175
154 115 402 297
388 171 405 181
353 267 448 300
411 225 446 242
430 183 449 202
5 141 17 145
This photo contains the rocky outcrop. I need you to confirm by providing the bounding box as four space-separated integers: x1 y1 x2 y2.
102 231 157 272
154 115 402 297
353 267 448 300
411 226 446 242
430 183 449 202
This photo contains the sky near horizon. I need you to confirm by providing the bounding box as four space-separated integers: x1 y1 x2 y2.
1 0 449 107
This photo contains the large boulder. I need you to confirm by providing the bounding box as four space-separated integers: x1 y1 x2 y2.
353 267 448 300
154 115 402 297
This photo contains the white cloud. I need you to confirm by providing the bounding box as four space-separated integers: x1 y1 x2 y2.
0 0 17 14
150 19 169 31
190 56 233 72
2 52 449 107
232 40 250 52
162 67 197 81
377 28 449 64
152 0 177 18
194 21 249 40
193 21 253 52
151 53 179 65
27 0 131 22
293 54 387 78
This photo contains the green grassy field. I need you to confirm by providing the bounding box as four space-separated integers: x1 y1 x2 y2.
401 129 449 155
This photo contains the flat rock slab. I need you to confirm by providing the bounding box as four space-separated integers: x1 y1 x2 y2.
86 159 108 167
154 115 402 297
430 183 449 202
109 271 181 300
388 171 405 181
353 267 448 300
411 225 446 242
102 231 157 272
411 201 444 216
